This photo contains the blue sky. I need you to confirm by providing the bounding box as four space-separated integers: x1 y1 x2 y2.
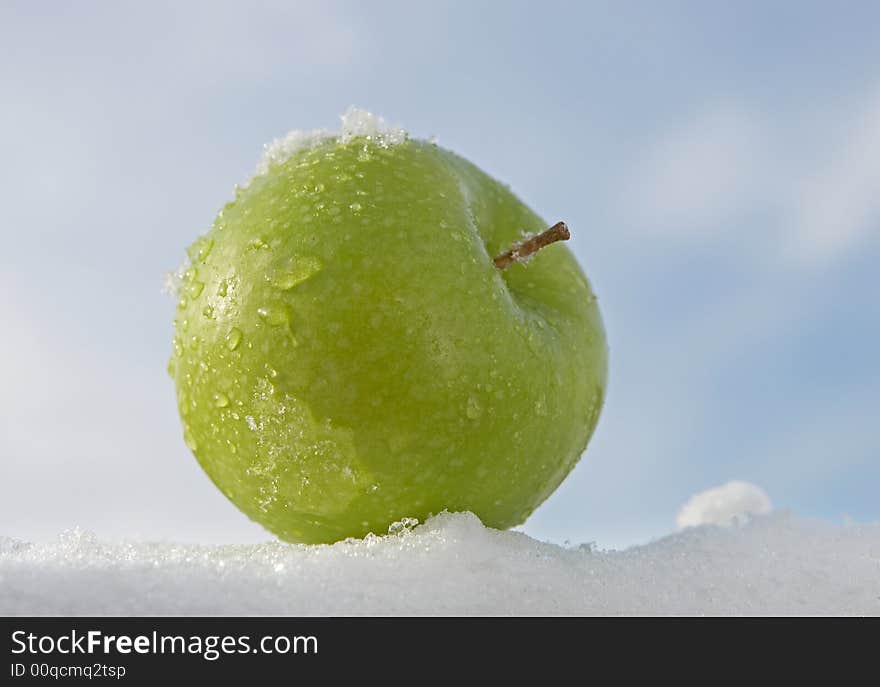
1 1 878 547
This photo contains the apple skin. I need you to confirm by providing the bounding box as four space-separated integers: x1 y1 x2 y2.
170 136 607 544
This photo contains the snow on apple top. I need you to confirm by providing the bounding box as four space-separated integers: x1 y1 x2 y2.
164 108 408 296
253 106 408 180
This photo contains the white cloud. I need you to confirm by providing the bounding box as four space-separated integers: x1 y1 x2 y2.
623 90 880 267
788 91 880 265
676 481 772 529
625 104 770 235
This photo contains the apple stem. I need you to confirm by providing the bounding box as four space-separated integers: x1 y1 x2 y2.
493 221 571 270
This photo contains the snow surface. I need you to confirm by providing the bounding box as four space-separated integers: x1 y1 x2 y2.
676 480 773 529
2 512 878 616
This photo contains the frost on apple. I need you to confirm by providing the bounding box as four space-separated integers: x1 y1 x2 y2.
254 127 333 179
338 106 406 147
254 106 407 180
161 257 190 298
676 480 773 529
2 511 879 616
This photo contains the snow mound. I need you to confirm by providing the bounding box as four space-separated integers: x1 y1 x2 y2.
2 512 879 616
254 106 406 178
339 106 406 146
677 480 773 529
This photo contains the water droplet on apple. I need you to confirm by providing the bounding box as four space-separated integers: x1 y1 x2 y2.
200 237 214 259
187 236 214 263
202 305 214 319
183 424 198 451
255 377 275 398
217 280 229 297
466 395 482 419
269 255 323 290
349 202 362 213
225 327 242 350
187 280 205 298
257 305 289 327
213 392 230 408
535 397 547 416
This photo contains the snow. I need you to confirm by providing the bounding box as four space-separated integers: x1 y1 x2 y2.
339 106 407 147
2 511 878 616
254 127 333 178
676 480 773 529
161 256 190 298
253 106 407 179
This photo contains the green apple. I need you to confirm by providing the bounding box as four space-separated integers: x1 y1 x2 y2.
170 110 607 544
